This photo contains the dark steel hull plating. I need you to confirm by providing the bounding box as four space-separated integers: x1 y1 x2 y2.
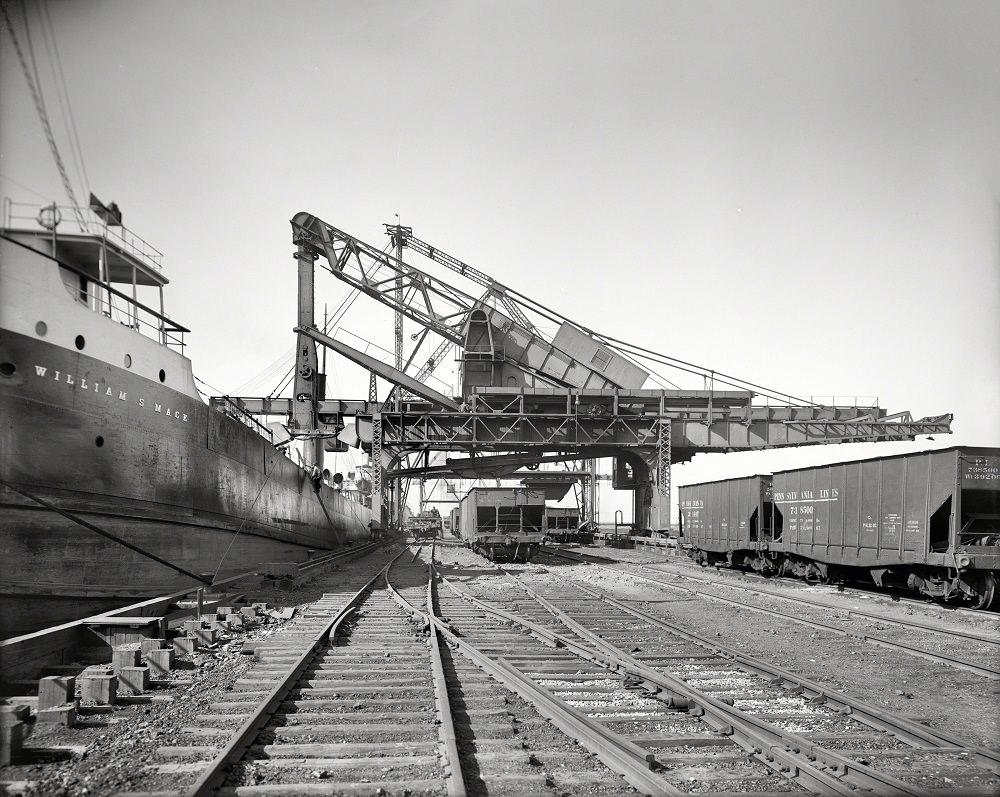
0 331 370 637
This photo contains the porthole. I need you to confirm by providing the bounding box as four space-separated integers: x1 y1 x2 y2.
35 321 48 337
0 362 15 377
158 368 166 383
124 353 132 368
75 335 86 350
95 436 105 447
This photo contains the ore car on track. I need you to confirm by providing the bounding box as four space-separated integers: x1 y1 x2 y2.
406 508 443 540
458 486 546 562
544 507 594 544
679 446 1000 608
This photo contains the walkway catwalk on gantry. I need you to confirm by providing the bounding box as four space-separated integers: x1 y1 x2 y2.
232 212 953 530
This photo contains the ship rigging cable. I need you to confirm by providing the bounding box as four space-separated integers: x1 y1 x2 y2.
1 479 213 585
0 0 87 228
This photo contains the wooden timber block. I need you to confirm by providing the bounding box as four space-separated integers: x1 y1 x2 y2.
80 674 117 705
239 606 258 618
112 648 141 672
171 636 196 656
38 676 76 711
0 703 31 723
37 702 77 727
84 616 166 647
215 606 234 616
140 638 167 657
222 614 244 629
261 562 297 579
0 719 25 766
145 649 175 677
183 620 205 636
190 627 216 647
117 666 150 695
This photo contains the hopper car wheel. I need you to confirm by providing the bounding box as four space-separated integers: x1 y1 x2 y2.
971 573 996 610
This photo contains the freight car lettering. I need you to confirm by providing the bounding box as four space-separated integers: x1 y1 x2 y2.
963 460 1000 480
774 489 838 504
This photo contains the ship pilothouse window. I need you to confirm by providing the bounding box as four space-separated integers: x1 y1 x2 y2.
35 321 48 337
75 335 86 350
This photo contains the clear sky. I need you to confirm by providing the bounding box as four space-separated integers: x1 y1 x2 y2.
3 0 998 520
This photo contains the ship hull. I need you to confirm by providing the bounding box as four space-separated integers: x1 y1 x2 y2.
0 329 370 637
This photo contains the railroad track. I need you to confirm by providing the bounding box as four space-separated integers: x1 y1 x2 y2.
121 541 672 796
433 543 1000 795
542 546 1000 680
564 540 1000 619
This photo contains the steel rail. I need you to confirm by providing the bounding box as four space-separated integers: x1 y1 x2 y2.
570 540 1000 622
295 541 380 574
183 550 407 797
439 571 867 794
591 557 1000 680
449 571 872 796
481 568 997 795
637 577 1000 680
384 565 680 794
544 547 1000 667
638 558 1000 644
502 573 888 796
564 579 1000 774
420 542 467 797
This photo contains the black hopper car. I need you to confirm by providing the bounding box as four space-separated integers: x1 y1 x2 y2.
679 446 999 609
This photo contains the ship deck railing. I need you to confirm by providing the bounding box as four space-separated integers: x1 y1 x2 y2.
3 199 164 273
209 396 276 443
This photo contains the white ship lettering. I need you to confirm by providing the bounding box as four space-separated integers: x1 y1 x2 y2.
33 362 189 422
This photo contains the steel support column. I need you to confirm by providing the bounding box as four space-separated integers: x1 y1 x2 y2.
372 412 383 526
656 417 671 532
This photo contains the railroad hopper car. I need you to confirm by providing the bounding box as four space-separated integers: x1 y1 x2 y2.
544 507 594 544
679 447 1000 608
458 486 546 562
406 509 443 540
